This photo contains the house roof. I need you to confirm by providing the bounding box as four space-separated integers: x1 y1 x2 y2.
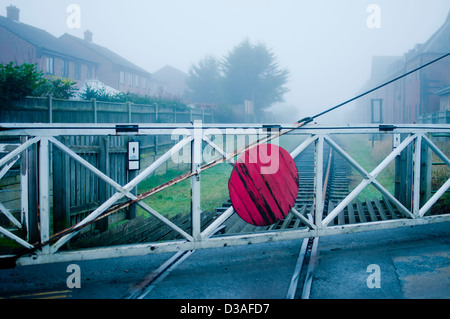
418 10 450 54
0 15 98 64
0 13 151 76
370 56 403 84
151 65 187 87
59 33 151 76
368 10 450 85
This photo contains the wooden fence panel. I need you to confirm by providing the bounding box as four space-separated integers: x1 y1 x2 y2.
0 96 213 124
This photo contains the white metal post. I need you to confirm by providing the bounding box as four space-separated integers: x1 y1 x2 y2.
20 137 29 239
413 135 422 217
191 121 202 240
39 137 50 254
315 136 324 228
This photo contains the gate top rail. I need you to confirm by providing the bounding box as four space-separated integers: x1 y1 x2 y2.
0 123 449 137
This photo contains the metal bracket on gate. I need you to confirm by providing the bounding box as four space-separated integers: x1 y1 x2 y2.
262 124 282 132
379 125 397 132
116 125 139 134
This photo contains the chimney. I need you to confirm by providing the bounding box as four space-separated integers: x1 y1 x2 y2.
84 30 93 43
6 5 20 22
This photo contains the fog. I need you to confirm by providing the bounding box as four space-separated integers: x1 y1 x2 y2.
3 0 450 123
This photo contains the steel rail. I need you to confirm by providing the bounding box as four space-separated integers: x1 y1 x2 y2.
124 225 226 299
286 145 335 299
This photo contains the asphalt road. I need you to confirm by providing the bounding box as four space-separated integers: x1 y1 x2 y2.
311 221 450 299
0 221 448 300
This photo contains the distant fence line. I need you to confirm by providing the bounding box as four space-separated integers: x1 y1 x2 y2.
419 110 450 124
0 96 214 124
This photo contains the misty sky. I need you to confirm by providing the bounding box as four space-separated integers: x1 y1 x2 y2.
2 0 450 122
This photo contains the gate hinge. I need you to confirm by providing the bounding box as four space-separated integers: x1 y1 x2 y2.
379 125 397 132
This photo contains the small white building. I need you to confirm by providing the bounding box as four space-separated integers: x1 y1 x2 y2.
75 79 121 99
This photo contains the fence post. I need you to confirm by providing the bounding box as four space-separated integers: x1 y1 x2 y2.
127 101 132 123
48 95 53 124
174 105 177 123
92 98 97 123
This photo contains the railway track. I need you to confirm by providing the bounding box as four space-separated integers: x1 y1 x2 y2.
284 141 409 298
100 141 406 299
286 143 349 299
124 143 354 299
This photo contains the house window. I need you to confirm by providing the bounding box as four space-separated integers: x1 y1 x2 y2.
371 99 383 123
129 73 133 87
62 60 69 77
87 66 92 79
135 75 139 88
120 71 125 85
75 63 81 80
46 57 54 75
142 77 147 89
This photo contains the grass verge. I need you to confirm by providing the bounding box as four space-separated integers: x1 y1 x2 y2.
137 163 232 219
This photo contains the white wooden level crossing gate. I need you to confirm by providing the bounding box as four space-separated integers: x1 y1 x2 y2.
0 122 449 266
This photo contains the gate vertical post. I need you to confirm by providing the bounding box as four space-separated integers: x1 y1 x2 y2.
405 139 413 209
420 134 432 209
53 137 70 232
97 136 110 232
127 169 138 220
27 140 39 244
127 138 137 220
191 120 202 241
20 136 29 240
314 136 324 228
395 134 413 209
39 137 50 254
412 135 422 217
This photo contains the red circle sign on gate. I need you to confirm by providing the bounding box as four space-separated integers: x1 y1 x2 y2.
228 144 299 226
